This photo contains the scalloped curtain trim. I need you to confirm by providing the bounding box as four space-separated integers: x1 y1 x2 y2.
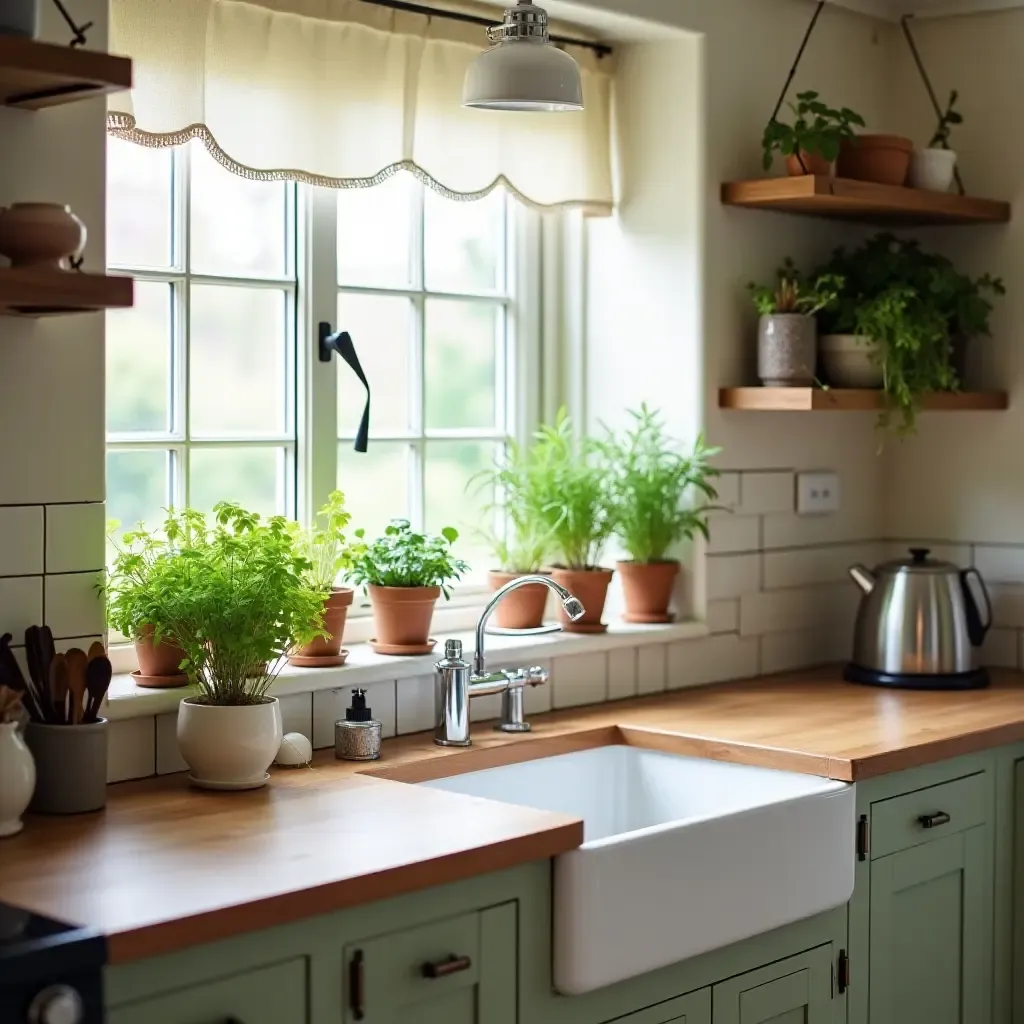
106 114 613 216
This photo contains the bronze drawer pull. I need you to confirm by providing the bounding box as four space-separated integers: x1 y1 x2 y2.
349 949 365 1020
918 811 951 829
422 954 473 979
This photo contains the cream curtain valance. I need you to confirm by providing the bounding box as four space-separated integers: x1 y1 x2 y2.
107 0 614 212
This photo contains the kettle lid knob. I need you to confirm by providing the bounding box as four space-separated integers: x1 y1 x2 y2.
909 547 931 564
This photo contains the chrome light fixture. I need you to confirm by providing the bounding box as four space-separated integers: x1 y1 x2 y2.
463 1 583 112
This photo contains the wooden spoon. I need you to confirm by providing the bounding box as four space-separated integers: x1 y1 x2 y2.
64 648 88 725
84 656 112 723
49 653 68 725
87 641 106 662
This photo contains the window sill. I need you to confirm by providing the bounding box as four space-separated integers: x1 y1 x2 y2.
104 620 709 722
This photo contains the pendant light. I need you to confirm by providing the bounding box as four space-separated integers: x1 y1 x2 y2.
463 1 584 112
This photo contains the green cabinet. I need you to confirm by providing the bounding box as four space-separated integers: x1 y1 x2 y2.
869 827 993 1024
343 903 516 1024
711 946 833 1024
106 957 308 1024
604 990 711 1024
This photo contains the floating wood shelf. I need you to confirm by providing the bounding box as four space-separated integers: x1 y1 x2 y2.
0 268 134 316
721 176 1010 226
719 388 1009 412
0 36 131 109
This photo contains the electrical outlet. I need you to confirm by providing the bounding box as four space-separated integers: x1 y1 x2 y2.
797 471 840 515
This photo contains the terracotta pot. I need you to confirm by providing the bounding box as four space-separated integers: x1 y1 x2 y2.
837 135 913 186
135 625 187 678
0 203 86 268
550 568 613 634
617 561 680 624
369 585 440 650
292 587 354 659
488 571 550 630
785 151 832 177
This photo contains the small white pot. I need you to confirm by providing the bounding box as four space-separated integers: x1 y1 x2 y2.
0 722 35 837
177 697 283 790
820 334 884 389
909 148 958 193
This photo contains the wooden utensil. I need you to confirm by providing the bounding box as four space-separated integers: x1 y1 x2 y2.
64 647 88 725
49 653 68 725
84 656 112 723
87 641 105 662
5 630 46 722
39 625 56 683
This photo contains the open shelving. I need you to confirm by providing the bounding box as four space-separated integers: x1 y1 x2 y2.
718 388 1009 413
0 269 133 317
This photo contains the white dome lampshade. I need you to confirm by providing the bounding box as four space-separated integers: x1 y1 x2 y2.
463 1 584 112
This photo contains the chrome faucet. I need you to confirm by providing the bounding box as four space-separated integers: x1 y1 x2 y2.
433 576 585 747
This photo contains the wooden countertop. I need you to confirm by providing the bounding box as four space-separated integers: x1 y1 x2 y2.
4 665 1024 964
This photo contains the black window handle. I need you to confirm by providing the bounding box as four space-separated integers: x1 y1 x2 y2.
320 321 370 453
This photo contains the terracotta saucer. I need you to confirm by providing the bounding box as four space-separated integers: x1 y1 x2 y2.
369 638 437 656
562 623 608 635
132 670 189 689
287 649 350 668
622 612 676 624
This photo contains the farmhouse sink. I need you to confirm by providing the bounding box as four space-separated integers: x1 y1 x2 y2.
422 744 855 993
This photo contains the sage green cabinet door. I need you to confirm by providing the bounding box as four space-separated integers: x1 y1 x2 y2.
106 957 307 1024
604 988 711 1024
870 826 993 1024
344 903 515 1024
712 945 833 1024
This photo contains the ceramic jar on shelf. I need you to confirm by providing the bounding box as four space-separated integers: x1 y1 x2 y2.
0 204 87 269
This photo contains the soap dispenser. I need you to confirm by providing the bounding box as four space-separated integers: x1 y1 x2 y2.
334 688 382 761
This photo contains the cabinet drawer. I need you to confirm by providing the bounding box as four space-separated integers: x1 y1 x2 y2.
870 771 989 859
107 957 307 1024
344 908 487 1020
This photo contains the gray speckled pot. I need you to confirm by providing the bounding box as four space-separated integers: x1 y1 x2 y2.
757 314 817 387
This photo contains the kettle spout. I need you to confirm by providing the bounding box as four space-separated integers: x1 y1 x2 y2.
849 565 876 594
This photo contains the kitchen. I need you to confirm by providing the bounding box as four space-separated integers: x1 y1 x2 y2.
0 0 1023 1021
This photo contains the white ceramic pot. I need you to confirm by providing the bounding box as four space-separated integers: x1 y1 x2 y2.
819 334 884 389
177 697 283 790
0 722 36 837
909 148 958 193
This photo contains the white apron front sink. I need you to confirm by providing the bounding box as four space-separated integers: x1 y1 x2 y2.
422 744 855 993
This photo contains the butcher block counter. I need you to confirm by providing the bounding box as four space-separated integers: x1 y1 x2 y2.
3 665 1024 965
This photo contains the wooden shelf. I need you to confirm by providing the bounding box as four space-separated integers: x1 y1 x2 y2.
721 176 1010 226
0 268 133 316
718 388 1009 412
0 36 131 109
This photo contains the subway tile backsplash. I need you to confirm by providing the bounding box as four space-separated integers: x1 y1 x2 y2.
0 507 44 576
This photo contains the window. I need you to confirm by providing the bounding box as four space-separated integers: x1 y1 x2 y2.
106 139 533 585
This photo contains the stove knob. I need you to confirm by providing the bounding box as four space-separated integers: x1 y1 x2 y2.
27 985 85 1024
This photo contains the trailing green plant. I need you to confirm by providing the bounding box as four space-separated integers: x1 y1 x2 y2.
929 89 963 149
528 409 617 571
601 405 723 565
291 490 364 595
469 440 559 574
348 520 468 598
815 233 1004 436
748 258 843 317
761 91 865 171
107 504 326 705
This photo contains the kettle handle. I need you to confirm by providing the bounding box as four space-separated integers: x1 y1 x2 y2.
960 568 992 647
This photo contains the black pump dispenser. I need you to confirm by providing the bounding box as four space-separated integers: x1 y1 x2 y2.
346 688 372 722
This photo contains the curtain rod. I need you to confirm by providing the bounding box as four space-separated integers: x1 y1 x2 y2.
358 0 614 56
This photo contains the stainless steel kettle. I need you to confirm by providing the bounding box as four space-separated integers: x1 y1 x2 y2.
845 547 992 689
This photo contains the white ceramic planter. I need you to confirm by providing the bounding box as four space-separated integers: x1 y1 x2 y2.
820 334 884 389
909 148 957 192
177 697 283 790
0 722 35 836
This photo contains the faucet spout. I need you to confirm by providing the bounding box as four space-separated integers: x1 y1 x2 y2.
474 575 585 675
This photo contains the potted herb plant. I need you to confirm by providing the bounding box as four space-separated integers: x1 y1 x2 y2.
288 490 364 667
603 407 722 623
164 503 325 790
531 410 617 634
105 519 190 688
910 90 962 193
748 259 842 386
348 519 468 655
762 91 865 177
471 440 557 630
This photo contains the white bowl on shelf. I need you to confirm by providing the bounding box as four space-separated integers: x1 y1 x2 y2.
820 334 883 389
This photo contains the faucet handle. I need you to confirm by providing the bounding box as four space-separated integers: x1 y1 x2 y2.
523 665 549 687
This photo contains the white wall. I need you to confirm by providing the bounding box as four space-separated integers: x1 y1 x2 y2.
0 1 108 657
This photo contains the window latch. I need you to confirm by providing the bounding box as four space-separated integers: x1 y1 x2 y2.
319 321 370 453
